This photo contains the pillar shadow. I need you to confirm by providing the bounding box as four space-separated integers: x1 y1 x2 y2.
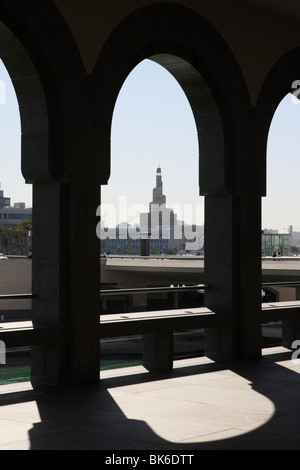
0 350 300 449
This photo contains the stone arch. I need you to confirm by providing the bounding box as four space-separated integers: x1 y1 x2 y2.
0 0 87 183
255 47 300 204
0 1 101 387
90 3 266 364
257 47 300 125
90 3 252 195
256 47 300 161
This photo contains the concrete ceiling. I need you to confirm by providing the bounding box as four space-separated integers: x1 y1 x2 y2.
243 0 300 19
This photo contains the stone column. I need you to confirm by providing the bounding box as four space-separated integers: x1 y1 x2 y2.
31 183 100 387
204 194 262 361
236 196 262 360
67 183 100 384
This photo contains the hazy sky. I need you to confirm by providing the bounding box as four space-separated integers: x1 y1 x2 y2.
0 61 26 206
0 58 299 231
263 93 300 231
102 59 202 227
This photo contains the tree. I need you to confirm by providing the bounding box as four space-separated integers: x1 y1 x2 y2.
0 218 32 255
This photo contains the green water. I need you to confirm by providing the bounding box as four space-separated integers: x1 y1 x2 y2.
0 360 143 386
0 365 31 385
100 359 142 371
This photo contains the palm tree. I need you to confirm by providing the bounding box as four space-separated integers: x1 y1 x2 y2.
0 218 32 255
15 218 32 255
0 225 9 254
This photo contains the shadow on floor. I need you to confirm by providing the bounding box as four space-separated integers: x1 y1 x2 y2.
1 349 300 450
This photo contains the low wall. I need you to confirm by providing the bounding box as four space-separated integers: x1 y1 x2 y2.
0 258 32 317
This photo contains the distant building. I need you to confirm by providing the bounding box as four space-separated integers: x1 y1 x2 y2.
140 166 185 254
0 189 11 208
101 167 204 255
0 187 32 227
102 223 141 254
262 229 292 256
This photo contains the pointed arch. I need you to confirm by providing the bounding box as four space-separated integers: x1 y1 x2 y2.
0 0 87 183
90 3 252 195
257 47 300 137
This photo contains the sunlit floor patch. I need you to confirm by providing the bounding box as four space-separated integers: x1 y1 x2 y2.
107 363 276 445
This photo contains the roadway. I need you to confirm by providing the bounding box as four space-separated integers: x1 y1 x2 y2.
102 256 300 286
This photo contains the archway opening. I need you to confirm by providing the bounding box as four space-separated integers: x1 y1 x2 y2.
101 58 203 259
0 58 33 385
0 18 53 386
100 55 226 369
0 59 32 254
262 92 300 347
263 93 300 242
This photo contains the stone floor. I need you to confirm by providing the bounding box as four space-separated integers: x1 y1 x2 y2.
1 347 300 450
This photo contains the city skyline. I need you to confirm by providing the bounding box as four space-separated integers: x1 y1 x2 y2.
0 58 299 231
